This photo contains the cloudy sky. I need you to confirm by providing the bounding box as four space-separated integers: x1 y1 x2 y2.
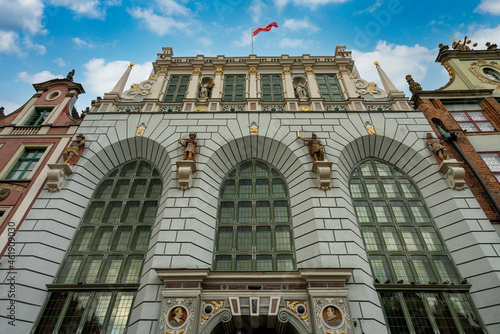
1 0 500 113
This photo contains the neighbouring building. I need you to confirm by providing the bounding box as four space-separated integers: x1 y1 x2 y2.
409 39 500 236
0 75 85 257
1 46 500 334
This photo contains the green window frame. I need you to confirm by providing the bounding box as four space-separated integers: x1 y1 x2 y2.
7 148 45 180
25 107 52 126
223 75 245 102
316 74 343 102
350 159 485 333
164 75 190 103
260 75 284 102
213 160 296 271
34 160 162 334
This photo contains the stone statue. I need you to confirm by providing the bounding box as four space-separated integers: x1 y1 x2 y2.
66 69 75 81
297 131 324 161
199 82 213 99
426 133 448 161
486 42 498 50
63 134 85 165
178 132 198 161
406 75 422 93
294 82 308 99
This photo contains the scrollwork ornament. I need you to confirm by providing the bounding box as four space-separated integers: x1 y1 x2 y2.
470 59 500 87
278 310 291 324
220 309 232 323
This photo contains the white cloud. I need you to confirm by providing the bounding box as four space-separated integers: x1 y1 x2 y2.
352 41 435 93
233 30 252 47
23 36 46 54
275 0 350 10
356 1 382 14
54 57 67 67
198 37 212 48
47 0 119 19
82 58 152 97
0 101 22 115
156 0 190 16
282 17 320 32
73 37 95 48
0 31 23 56
127 7 188 36
457 24 500 49
248 0 266 24
17 70 63 84
475 0 500 15
279 38 307 48
0 0 45 34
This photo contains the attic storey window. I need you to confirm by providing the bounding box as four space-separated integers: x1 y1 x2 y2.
164 75 190 103
25 107 52 126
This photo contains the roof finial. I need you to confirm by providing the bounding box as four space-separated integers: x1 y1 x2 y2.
106 62 134 98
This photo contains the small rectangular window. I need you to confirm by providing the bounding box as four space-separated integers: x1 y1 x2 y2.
479 152 500 183
450 111 495 132
7 148 45 180
164 75 190 102
224 75 246 102
316 74 343 101
260 75 283 102
25 107 52 126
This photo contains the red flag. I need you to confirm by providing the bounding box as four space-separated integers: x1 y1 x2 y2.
253 22 278 36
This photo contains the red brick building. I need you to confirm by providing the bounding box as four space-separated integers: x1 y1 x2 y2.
410 41 500 231
0 76 85 256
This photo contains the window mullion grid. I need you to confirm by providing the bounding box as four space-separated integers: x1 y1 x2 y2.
52 291 77 333
394 291 416 334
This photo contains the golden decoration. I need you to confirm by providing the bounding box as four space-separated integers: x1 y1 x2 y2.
283 66 292 74
197 107 207 112
305 66 314 74
215 67 223 75
301 106 310 111
374 61 379 66
438 60 455 90
470 59 500 87
192 68 201 74
249 67 258 75
211 301 219 312
364 121 375 135
201 313 209 320
129 62 134 67
339 66 350 74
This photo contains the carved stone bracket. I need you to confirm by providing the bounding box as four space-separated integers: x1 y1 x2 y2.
47 163 73 192
438 159 466 190
312 161 333 190
177 160 197 190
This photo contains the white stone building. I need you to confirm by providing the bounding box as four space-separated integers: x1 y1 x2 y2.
1 46 499 334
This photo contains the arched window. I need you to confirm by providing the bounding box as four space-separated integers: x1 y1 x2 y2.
34 160 162 334
350 159 485 333
213 160 296 271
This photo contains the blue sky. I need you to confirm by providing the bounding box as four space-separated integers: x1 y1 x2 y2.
1 0 500 114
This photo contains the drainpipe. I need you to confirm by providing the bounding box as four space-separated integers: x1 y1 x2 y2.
436 125 500 216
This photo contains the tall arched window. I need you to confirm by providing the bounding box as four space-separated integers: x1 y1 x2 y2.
213 160 296 271
34 160 162 334
350 159 485 333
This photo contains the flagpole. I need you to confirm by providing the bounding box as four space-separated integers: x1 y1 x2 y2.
251 27 254 54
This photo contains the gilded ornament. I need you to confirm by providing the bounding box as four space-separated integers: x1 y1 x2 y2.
364 121 375 135
136 123 147 137
470 59 500 87
305 66 314 74
192 68 201 74
283 66 292 74
301 106 310 111
249 122 259 135
215 67 223 74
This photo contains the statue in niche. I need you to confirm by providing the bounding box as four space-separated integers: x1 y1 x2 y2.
199 81 214 99
66 69 75 81
63 134 85 165
297 131 324 161
294 82 308 99
426 133 448 162
178 132 198 161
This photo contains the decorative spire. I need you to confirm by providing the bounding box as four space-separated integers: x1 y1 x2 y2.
374 61 405 99
107 63 134 97
405 74 422 93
